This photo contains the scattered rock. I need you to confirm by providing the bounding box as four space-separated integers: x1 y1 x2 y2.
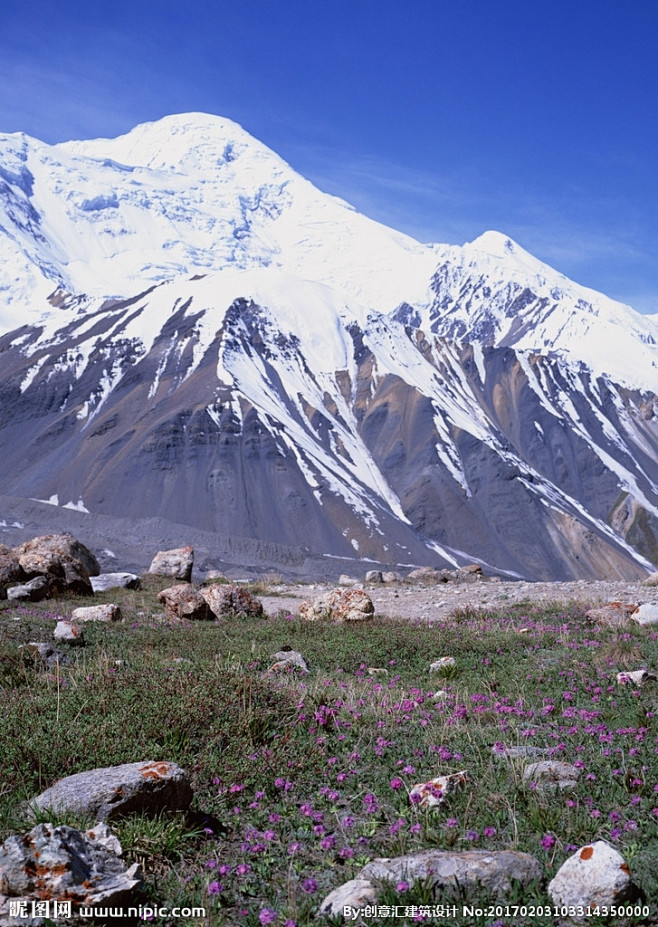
548 841 635 914
0 822 141 916
71 603 122 623
6 575 51 602
641 571 658 587
382 571 403 583
367 667 388 676
524 760 581 790
319 878 377 917
268 649 309 673
460 563 483 575
493 745 549 760
616 669 655 686
28 761 193 822
205 569 227 582
14 534 100 578
585 602 637 627
409 770 469 808
0 553 24 590
364 570 383 583
631 603 658 626
319 848 543 915
338 574 359 586
148 546 194 582
201 583 264 619
54 621 85 645
406 567 446 584
299 588 374 622
432 689 449 701
91 572 141 592
429 656 456 673
20 642 71 670
157 585 211 621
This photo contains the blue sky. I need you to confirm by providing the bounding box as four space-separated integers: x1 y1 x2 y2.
2 0 657 313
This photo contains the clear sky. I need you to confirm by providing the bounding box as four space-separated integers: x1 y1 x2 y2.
2 0 657 313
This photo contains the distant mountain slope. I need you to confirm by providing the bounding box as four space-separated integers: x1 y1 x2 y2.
0 114 656 579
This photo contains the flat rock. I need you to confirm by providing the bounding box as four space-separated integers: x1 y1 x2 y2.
524 760 581 790
71 603 122 623
299 588 374 622
616 669 655 686
360 848 542 900
91 572 141 592
201 583 264 619
148 546 193 582
28 760 193 822
158 584 211 621
7 575 51 602
548 841 634 914
631 603 658 626
0 822 140 917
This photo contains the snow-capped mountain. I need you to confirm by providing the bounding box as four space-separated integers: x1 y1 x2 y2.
0 113 657 580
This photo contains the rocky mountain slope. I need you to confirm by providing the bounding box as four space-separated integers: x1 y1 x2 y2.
0 114 657 580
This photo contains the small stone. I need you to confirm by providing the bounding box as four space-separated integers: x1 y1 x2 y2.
338 574 359 586
429 656 456 672
631 603 658 626
493 745 549 760
54 621 85 645
21 642 71 670
364 570 383 583
524 760 580 790
71 603 122 623
268 649 309 673
548 841 635 915
432 689 449 700
616 669 655 686
409 770 468 808
367 667 389 676
382 571 403 583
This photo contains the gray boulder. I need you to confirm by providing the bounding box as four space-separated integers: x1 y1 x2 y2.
158 584 211 621
299 588 374 622
13 533 100 578
320 849 542 915
148 546 193 582
631 603 658 626
28 761 193 822
548 841 635 915
364 570 383 583
585 602 637 627
524 760 581 790
91 572 141 592
54 621 85 645
7 575 51 602
268 649 309 673
201 583 264 619
0 822 140 916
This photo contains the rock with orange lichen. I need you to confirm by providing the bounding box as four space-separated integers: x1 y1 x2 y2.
27 761 192 823
0 822 140 921
548 840 636 915
158 584 211 621
201 583 264 619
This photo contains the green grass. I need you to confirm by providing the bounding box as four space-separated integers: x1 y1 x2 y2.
1 581 658 925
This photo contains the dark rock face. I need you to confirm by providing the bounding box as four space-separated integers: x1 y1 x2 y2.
0 291 656 580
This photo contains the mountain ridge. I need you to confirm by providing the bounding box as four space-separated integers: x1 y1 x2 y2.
0 113 657 580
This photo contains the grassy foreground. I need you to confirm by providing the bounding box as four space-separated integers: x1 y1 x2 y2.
1 577 658 926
